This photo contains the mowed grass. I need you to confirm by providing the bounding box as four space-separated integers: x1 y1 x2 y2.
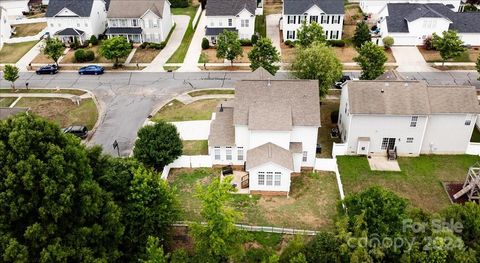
255 15 266 38
12 22 47 37
0 97 17 107
188 89 234 97
182 140 208 155
0 41 38 63
338 155 480 213
152 99 223 122
167 6 199 63
0 89 86 96
169 169 340 230
15 98 98 129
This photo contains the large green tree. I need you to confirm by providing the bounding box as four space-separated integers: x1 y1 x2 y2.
432 30 465 66
248 37 280 75
0 114 124 262
476 54 480 80
216 30 243 66
291 42 342 98
133 121 183 170
296 21 326 48
2 64 19 90
353 21 372 48
354 41 388 80
42 38 64 66
190 177 244 262
99 36 132 67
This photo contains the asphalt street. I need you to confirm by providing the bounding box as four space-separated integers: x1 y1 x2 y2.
0 71 478 156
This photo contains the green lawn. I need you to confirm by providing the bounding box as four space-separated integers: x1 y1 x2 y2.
338 155 480 213
167 5 199 63
151 99 222 122
168 169 340 230
12 22 47 37
255 15 267 38
0 41 38 63
188 89 235 97
0 89 86 96
15 98 98 129
0 97 17 107
182 140 208 155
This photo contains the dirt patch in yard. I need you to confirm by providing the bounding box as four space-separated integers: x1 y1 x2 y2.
280 42 296 63
334 46 396 63
130 48 161 63
418 46 479 62
31 53 55 64
202 46 252 63
264 0 283 15
344 4 364 25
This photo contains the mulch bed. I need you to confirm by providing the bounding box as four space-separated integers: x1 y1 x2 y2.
443 181 476 204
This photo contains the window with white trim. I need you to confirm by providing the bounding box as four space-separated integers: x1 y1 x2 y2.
381 138 389 150
132 19 138 26
287 15 295 24
287 30 295 39
237 147 244 161
299 15 306 23
331 30 339 40
406 137 414 143
332 15 340 24
325 30 329 39
258 172 265 185
226 147 232 160
274 172 281 186
214 147 220 160
310 16 318 24
320 15 326 24
266 172 273 185
410 116 418 127
302 151 308 162
228 18 232 26
241 19 249 27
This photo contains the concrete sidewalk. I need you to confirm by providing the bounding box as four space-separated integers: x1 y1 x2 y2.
178 12 205 72
15 40 43 72
143 15 190 72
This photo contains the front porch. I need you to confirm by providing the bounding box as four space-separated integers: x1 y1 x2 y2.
106 27 143 43
54 28 86 45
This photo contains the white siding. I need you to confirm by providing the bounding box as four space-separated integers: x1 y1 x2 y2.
206 8 255 40
0 8 11 48
248 162 292 193
249 130 291 150
360 0 461 14
0 0 29 18
290 126 318 167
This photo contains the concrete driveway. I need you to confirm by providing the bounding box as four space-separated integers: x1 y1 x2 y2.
266 14 282 55
143 15 190 72
391 46 438 72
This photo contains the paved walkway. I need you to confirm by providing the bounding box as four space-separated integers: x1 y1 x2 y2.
15 40 43 72
266 14 282 56
143 15 190 72
391 46 438 72
178 12 206 72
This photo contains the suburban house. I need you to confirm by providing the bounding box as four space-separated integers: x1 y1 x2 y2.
208 77 321 195
337 80 480 157
105 0 173 43
373 3 480 45
359 0 461 14
45 0 110 45
0 0 29 18
205 0 258 45
281 0 344 41
0 7 11 48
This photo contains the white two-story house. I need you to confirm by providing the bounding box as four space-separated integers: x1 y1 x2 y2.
338 80 480 156
282 0 344 41
374 3 480 46
0 7 11 48
105 0 173 43
45 0 109 45
359 0 461 14
0 0 29 18
205 0 257 44
208 75 321 195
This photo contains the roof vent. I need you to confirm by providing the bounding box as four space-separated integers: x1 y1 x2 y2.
220 104 223 112
267 78 271 87
381 89 385 93
385 83 389 87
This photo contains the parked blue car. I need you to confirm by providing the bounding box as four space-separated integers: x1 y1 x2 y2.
78 65 104 75
36 64 58 75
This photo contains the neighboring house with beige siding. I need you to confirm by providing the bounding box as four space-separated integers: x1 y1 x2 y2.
338 80 480 156
106 0 173 43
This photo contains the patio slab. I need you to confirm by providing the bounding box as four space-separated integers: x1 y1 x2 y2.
367 156 401 171
223 171 250 194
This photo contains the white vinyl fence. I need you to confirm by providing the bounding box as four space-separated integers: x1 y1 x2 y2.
466 143 480 155
161 155 212 180
173 222 319 236
332 142 348 157
314 158 337 171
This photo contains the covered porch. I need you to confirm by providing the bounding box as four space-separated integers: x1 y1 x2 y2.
205 27 238 45
106 27 143 43
54 28 86 45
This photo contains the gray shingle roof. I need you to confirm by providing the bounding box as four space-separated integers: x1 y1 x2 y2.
106 27 142 34
55 28 84 36
234 80 321 130
208 102 235 146
386 3 480 33
246 143 294 170
46 0 95 17
107 0 166 18
206 0 256 16
284 0 344 15
205 27 237 36
346 81 480 115
249 67 275 79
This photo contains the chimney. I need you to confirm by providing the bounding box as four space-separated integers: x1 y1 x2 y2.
220 104 223 112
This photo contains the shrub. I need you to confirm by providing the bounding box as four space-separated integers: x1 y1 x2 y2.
74 49 85 62
140 42 149 49
424 36 435 50
251 34 259 45
284 40 295 47
84 50 95 61
331 110 339 124
149 42 162 49
328 40 346 47
382 36 394 49
201 37 210 49
89 35 98 45
239 39 252 46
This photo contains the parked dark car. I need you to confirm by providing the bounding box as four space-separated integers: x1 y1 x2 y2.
62 125 88 139
334 75 352 89
36 64 58 75
78 65 104 75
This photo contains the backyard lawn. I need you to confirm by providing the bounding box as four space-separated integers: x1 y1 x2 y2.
182 140 208 155
188 89 234 97
317 99 341 158
12 22 47 37
0 97 17 107
338 155 480 213
15 98 98 129
0 41 38 63
418 47 480 63
151 99 223 122
167 5 199 63
168 168 340 230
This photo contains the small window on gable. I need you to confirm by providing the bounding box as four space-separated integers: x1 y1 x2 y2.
465 115 473 126
410 116 418 127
